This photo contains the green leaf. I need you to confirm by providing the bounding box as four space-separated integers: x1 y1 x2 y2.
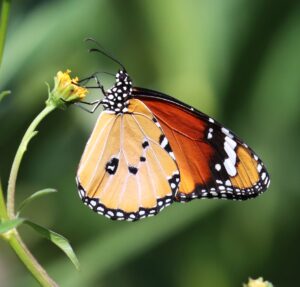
50 202 219 287
24 220 80 270
0 90 10 102
17 188 57 215
0 218 25 234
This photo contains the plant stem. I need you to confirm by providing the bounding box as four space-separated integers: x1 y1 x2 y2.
0 178 8 219
0 0 11 67
8 229 58 287
4 104 58 286
1 2 58 284
7 105 55 218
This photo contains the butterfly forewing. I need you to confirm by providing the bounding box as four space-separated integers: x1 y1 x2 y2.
77 99 180 221
133 88 270 202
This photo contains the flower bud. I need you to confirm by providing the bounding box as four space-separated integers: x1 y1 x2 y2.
243 277 273 287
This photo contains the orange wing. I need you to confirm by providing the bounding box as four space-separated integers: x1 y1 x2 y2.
133 88 270 202
76 99 179 221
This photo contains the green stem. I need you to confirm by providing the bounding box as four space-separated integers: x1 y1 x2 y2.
8 230 58 287
7 105 55 218
0 178 8 219
4 104 57 286
0 0 11 67
1 2 58 284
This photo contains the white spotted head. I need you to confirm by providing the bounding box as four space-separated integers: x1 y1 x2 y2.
115 69 132 85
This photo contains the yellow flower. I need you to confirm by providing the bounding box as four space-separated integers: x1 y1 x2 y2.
243 277 273 287
46 70 88 109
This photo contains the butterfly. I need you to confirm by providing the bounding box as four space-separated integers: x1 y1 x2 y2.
76 43 270 221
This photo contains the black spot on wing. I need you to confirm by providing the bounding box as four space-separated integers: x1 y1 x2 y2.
159 134 172 153
128 166 138 175
105 157 119 175
142 140 149 149
168 172 180 195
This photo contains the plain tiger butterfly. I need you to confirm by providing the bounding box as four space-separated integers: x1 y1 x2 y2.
76 41 270 221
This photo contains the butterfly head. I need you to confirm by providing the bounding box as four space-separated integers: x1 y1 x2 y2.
115 70 133 94
102 70 133 113
116 69 131 84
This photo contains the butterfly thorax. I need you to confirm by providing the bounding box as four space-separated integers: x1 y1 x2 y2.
102 70 133 113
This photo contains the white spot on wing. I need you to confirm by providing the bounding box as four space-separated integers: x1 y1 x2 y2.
107 211 114 217
224 158 237 176
90 200 97 207
225 180 231 186
161 136 168 148
257 164 262 172
97 206 104 212
224 141 237 165
215 164 221 171
169 152 175 160
225 136 237 149
221 127 230 136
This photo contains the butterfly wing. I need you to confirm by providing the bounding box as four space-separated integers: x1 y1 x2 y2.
133 87 270 202
76 98 180 220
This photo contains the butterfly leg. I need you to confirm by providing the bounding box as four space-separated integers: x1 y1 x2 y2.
76 76 94 86
76 73 106 95
60 95 102 113
74 100 102 113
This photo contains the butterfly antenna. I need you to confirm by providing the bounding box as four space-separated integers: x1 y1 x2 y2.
85 38 126 71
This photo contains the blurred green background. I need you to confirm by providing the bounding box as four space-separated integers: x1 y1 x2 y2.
0 0 300 286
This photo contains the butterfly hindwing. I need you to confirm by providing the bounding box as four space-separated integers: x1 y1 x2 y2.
76 98 179 221
133 87 270 202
